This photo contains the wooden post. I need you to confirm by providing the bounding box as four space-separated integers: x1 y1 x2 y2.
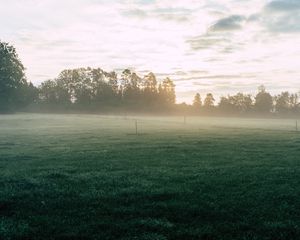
135 120 138 135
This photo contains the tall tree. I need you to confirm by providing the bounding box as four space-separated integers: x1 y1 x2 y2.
193 93 202 108
106 71 119 95
121 70 142 104
274 92 300 115
39 80 58 104
161 77 176 105
55 70 73 104
254 85 273 113
143 72 157 93
0 41 30 112
290 93 299 114
105 71 120 104
274 91 290 114
143 72 158 104
204 93 215 108
218 96 236 113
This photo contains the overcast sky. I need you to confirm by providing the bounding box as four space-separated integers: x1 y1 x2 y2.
1 0 300 102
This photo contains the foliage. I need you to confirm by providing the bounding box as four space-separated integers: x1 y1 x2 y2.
254 85 273 113
203 93 215 108
38 68 176 111
0 41 37 112
275 91 300 115
219 93 253 114
193 93 202 108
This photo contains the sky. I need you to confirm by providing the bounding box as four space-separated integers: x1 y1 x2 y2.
1 0 300 103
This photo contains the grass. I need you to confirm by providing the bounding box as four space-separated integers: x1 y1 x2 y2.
1 114 300 240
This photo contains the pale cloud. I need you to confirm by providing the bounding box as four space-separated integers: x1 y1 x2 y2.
262 0 300 32
209 15 246 32
0 0 300 103
265 0 300 12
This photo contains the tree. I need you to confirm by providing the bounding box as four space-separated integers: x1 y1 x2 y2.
254 85 273 113
218 96 236 113
39 80 58 104
55 70 73 104
121 70 142 104
233 93 253 113
143 72 158 104
120 69 131 98
274 92 300 115
274 91 290 114
290 93 300 114
105 71 120 104
143 72 157 93
161 77 176 105
90 68 113 105
0 41 30 112
204 93 215 108
219 93 253 114
106 71 119 95
193 93 202 108
20 82 38 107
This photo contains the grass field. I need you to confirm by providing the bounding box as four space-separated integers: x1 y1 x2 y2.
1 114 300 240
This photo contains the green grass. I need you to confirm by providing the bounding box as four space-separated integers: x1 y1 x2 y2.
1 114 300 240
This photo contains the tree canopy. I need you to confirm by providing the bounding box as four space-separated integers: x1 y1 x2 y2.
38 68 176 112
0 41 30 112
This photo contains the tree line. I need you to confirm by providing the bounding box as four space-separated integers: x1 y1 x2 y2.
38 68 176 112
1 40 300 117
191 85 300 116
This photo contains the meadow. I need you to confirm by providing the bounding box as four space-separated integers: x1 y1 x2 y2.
1 114 300 240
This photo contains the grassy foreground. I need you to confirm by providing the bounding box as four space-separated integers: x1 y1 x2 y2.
1 114 300 240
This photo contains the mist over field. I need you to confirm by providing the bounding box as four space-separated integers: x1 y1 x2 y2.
1 114 300 239
1 0 300 239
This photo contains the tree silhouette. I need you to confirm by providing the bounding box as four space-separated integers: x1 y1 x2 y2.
193 93 202 108
204 93 215 108
161 77 176 105
0 41 35 112
275 92 290 114
274 92 300 115
143 72 158 105
254 85 273 113
121 70 142 104
37 67 176 112
218 93 252 114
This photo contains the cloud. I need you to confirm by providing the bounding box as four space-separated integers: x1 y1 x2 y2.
186 34 230 50
186 0 300 54
209 15 246 32
122 6 193 22
264 14 300 32
264 0 300 12
122 9 148 18
262 0 300 32
176 74 256 83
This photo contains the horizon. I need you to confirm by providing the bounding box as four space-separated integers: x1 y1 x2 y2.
1 0 300 103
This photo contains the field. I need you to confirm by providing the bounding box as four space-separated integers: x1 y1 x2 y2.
1 114 300 240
